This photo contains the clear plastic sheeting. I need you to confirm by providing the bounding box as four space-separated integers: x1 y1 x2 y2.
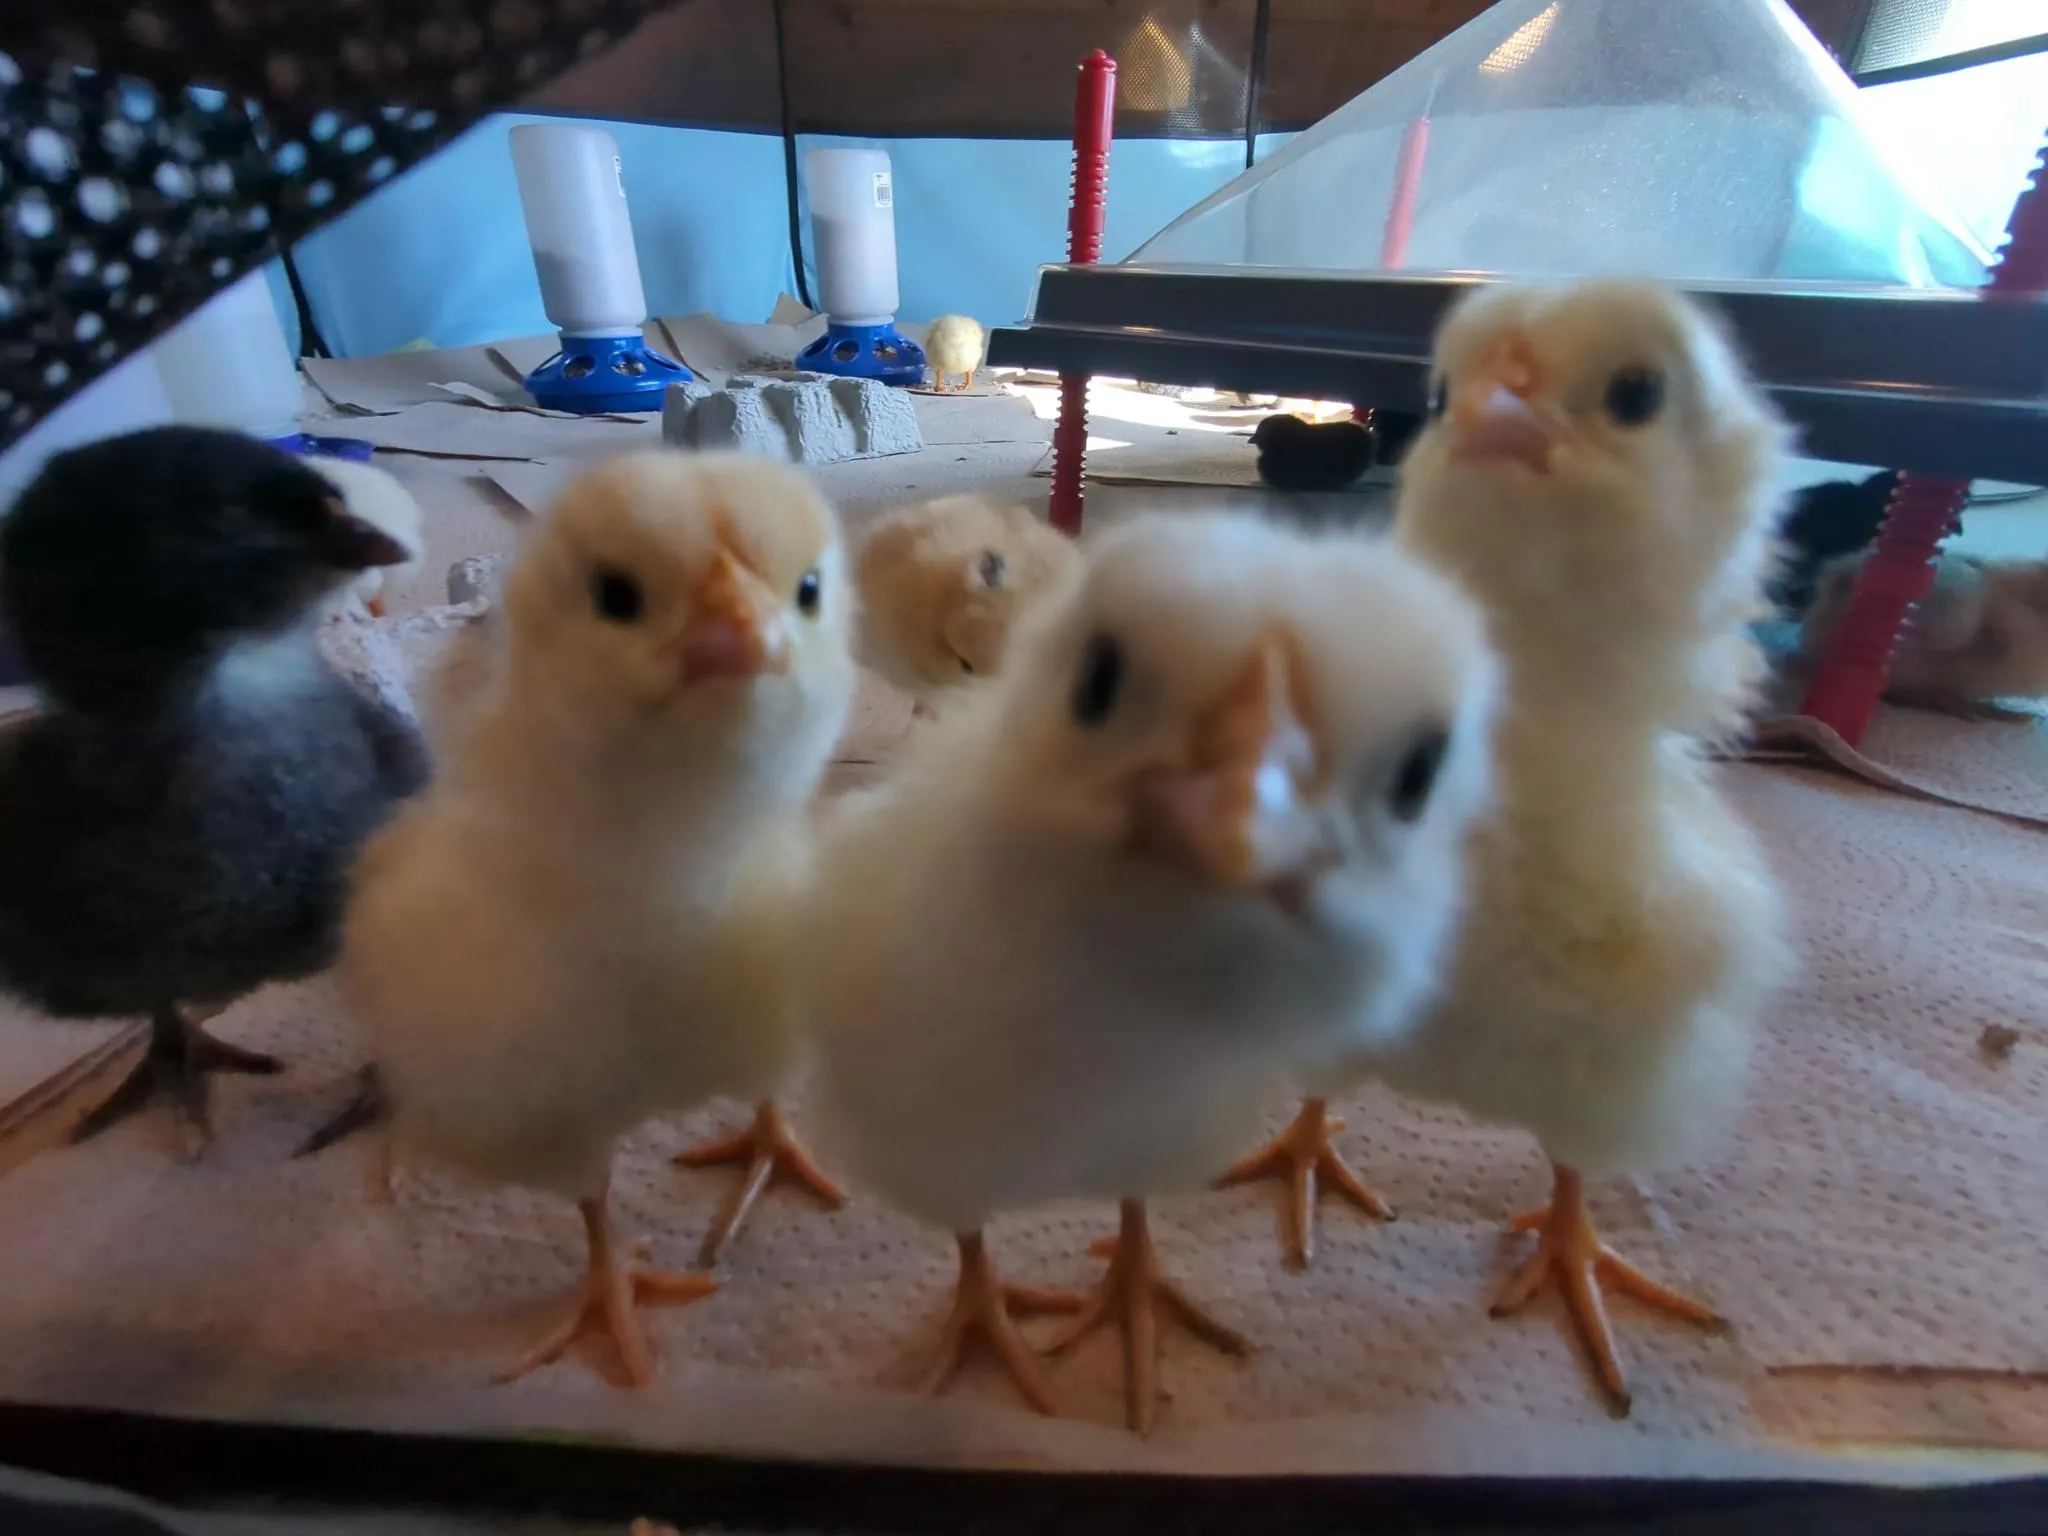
1127 0 1993 289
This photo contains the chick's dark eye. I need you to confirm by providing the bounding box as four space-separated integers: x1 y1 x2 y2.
1427 379 1449 419
591 567 643 624
977 550 1006 589
1604 366 1665 427
1387 727 1450 823
795 568 822 616
1071 633 1125 727
957 654 975 675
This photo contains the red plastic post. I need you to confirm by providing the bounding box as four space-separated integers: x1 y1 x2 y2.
1799 138 2048 745
1379 115 1431 269
1048 51 1118 538
1350 111 1432 426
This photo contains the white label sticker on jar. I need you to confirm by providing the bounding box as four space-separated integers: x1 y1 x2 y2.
872 171 893 209
613 155 627 197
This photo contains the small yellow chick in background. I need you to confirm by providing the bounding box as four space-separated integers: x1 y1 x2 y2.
853 494 1082 711
340 451 858 1387
923 314 987 391
1802 549 2048 721
311 457 425 621
810 510 1499 1432
1372 279 1793 1415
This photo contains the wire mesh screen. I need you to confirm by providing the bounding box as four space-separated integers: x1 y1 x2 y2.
780 0 1255 139
1856 0 1954 72
1855 0 2048 73
431 2 1912 139
0 0 1881 446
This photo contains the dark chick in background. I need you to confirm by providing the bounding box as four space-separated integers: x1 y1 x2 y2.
1771 469 1908 614
1249 408 1424 494
0 426 430 1157
1249 414 1377 493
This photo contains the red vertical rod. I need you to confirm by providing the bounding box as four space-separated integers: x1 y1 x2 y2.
1048 50 1117 538
1799 138 2047 744
1379 114 1431 269
1350 110 1429 425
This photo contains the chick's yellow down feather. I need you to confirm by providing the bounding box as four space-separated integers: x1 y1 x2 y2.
853 494 1082 702
810 509 1499 1431
340 450 857 1387
923 314 986 391
1379 279 1794 1414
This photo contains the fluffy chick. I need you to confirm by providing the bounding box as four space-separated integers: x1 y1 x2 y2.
340 451 856 1386
1249 414 1376 493
1771 470 1901 615
0 426 428 1156
309 457 425 621
1383 280 1794 1414
924 314 987 391
853 494 1082 709
1802 549 2048 719
810 510 1498 1432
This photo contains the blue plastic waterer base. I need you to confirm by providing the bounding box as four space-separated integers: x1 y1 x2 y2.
527 332 691 414
798 321 926 388
268 433 376 462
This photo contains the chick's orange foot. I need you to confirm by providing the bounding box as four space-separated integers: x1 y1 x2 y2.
1050 1198 1251 1435
499 1198 717 1390
922 1230 1084 1415
673 1099 845 1265
1491 1164 1722 1417
1214 1096 1394 1269
70 1002 282 1158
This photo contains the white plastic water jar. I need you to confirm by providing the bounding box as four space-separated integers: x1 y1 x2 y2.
151 267 302 440
806 147 901 326
509 122 649 339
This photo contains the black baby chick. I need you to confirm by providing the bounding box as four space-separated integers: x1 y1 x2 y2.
1772 470 1912 615
1249 413 1377 492
0 426 429 1158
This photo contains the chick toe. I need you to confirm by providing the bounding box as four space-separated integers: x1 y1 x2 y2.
673 1099 845 1265
921 1230 1081 1415
70 1003 282 1158
1214 1097 1394 1270
499 1196 717 1390
1491 1165 1720 1417
294 1063 387 1159
1048 1199 1249 1436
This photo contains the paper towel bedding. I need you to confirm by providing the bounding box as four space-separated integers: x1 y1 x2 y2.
0 596 2042 1474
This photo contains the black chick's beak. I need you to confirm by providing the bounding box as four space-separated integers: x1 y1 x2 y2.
321 505 411 572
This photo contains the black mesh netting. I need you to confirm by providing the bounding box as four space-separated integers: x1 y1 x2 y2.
0 2 676 452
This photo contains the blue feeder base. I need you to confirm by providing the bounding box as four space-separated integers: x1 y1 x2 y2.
268 433 376 462
527 332 691 414
798 322 926 388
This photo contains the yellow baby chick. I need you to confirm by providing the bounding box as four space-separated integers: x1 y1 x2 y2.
923 314 987 391
810 509 1498 1432
339 450 857 1387
853 494 1082 709
1803 549 2048 720
1377 279 1793 1414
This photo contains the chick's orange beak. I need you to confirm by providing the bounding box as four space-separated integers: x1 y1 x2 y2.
1130 630 1337 900
1449 335 1553 474
675 546 789 686
365 593 388 619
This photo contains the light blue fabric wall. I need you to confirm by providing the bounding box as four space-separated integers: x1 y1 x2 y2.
283 118 1290 357
289 115 796 356
792 133 1249 325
